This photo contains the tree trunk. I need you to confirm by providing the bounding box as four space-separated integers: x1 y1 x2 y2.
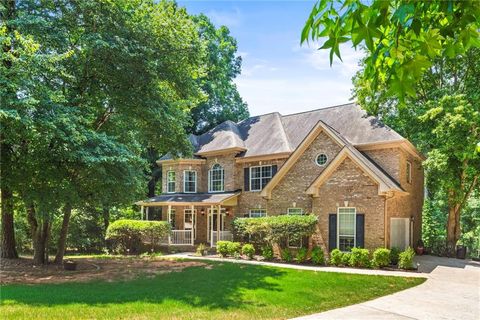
102 207 110 231
27 205 51 265
1 187 18 258
54 204 72 264
446 206 459 256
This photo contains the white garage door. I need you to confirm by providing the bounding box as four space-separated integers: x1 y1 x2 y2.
390 218 410 250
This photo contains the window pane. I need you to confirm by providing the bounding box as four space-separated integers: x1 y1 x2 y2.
249 209 266 218
287 208 303 215
339 236 355 251
251 167 261 178
339 213 355 235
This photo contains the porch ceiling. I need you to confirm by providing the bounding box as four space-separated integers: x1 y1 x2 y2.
135 191 240 207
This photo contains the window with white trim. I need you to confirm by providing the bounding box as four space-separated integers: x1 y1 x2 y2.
208 163 224 192
250 165 272 191
338 207 356 251
166 171 176 193
249 209 267 218
287 208 304 215
406 161 412 184
183 170 197 193
315 153 328 166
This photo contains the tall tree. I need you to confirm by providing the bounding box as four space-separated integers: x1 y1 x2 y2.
2 0 205 264
189 14 249 135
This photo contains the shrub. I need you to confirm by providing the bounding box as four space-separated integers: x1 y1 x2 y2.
341 252 352 266
232 215 318 248
242 244 255 259
311 247 325 265
296 247 308 263
398 247 416 269
227 242 242 256
105 220 170 254
390 247 401 265
349 248 371 268
196 243 207 256
216 241 231 257
372 248 391 268
329 249 343 266
281 248 293 262
261 246 274 260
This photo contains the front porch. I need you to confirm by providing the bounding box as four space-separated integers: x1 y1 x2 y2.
136 192 239 247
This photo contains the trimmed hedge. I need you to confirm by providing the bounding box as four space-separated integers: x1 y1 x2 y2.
311 247 325 265
242 244 255 259
372 248 391 268
398 247 416 269
330 249 343 266
296 247 308 263
232 215 318 248
216 241 242 257
349 248 371 268
105 219 170 254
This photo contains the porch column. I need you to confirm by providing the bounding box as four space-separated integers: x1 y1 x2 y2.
190 204 195 245
210 204 214 243
217 204 221 244
141 205 144 220
146 207 149 221
167 205 172 245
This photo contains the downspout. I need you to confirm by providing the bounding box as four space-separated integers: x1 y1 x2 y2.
384 192 395 248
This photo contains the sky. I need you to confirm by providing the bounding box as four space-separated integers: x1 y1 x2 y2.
178 0 364 117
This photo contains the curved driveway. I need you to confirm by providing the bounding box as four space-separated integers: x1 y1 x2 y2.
294 256 480 320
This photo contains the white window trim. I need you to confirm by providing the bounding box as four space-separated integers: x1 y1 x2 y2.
287 208 304 215
406 161 412 184
183 170 197 193
249 165 273 192
248 208 267 218
208 164 225 193
337 207 356 252
166 170 176 193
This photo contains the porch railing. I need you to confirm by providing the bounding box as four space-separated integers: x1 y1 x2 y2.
211 230 233 247
169 230 194 246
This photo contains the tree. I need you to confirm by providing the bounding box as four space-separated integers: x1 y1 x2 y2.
2 0 205 264
189 14 249 135
302 0 480 103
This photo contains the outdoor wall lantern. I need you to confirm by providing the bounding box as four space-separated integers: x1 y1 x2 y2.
200 209 205 215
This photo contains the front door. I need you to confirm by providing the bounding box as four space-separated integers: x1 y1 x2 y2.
184 209 197 240
207 208 226 242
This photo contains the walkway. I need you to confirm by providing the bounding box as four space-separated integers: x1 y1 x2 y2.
166 253 480 320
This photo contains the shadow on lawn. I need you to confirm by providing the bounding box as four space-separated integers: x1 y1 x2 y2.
1 262 285 310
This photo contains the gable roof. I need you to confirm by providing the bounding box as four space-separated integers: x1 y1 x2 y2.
260 120 404 199
159 103 413 161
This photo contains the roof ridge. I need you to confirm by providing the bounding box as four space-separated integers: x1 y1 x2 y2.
281 102 356 118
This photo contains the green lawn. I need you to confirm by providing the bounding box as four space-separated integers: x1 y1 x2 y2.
1 261 425 320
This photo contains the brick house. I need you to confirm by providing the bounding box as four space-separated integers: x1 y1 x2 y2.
136 103 424 253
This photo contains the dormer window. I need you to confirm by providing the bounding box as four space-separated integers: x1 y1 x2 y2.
208 163 224 192
183 170 197 193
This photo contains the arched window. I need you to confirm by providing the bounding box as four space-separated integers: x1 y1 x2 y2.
208 163 224 192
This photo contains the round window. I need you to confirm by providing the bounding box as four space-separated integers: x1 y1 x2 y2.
315 153 328 166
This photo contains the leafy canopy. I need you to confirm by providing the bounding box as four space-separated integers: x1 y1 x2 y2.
302 0 480 102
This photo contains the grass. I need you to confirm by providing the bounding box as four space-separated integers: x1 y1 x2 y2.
1 260 425 320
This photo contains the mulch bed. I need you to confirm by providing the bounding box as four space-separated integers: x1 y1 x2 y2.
0 257 205 285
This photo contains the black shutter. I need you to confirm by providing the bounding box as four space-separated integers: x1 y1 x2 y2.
271 165 278 176
244 167 250 191
328 214 337 252
356 214 365 248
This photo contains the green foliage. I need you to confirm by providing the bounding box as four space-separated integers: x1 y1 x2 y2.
341 253 352 267
311 247 325 265
398 247 416 270
372 248 391 268
296 247 308 263
241 244 255 259
196 243 208 257
228 242 242 256
105 220 170 254
281 248 293 263
232 215 318 248
349 248 371 268
329 249 343 266
302 0 480 102
390 247 401 266
216 241 230 257
261 246 274 261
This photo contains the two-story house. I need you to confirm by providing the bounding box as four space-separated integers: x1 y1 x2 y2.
136 103 424 253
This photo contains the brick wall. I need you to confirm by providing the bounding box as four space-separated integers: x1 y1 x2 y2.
312 158 386 252
364 147 401 181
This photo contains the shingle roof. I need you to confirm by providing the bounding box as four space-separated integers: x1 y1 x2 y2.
160 103 404 161
136 191 240 205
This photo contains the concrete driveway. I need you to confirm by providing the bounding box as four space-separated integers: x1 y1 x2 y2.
295 256 480 320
